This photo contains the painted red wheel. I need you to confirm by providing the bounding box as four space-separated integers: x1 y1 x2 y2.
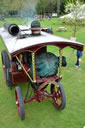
15 86 25 120
1 50 12 88
51 82 66 110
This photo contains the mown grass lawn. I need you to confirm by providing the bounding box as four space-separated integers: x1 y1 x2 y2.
0 17 85 128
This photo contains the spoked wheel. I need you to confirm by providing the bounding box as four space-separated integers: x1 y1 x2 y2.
15 86 25 120
51 82 66 110
1 50 12 89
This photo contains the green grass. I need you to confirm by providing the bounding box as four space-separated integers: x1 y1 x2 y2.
0 17 85 128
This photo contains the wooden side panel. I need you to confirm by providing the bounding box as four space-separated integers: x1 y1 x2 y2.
12 71 27 84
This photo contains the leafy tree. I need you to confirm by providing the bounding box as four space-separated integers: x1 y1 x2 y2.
0 0 7 15
7 0 27 16
56 0 62 16
65 0 85 37
0 0 34 17
36 0 45 15
36 0 66 16
36 0 55 15
0 0 66 17
45 0 55 13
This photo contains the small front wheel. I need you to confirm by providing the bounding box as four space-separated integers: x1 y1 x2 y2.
51 82 66 110
15 86 25 120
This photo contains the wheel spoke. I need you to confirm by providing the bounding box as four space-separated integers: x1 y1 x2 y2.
54 94 62 106
56 89 62 98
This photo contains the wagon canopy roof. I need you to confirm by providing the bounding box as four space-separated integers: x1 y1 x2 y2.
0 25 84 54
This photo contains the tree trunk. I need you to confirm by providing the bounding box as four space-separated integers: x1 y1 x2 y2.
57 0 61 17
73 24 77 37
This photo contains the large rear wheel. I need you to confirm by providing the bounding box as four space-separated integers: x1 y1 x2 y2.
1 50 12 88
51 82 66 110
15 86 25 120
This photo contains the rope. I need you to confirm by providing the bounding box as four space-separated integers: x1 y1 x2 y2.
61 49 75 77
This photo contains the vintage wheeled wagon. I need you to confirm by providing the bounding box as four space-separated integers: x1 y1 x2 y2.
0 21 84 120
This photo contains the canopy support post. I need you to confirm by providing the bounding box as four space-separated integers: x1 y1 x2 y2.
59 49 62 77
32 52 36 83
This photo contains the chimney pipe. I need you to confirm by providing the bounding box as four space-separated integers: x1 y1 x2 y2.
4 23 19 36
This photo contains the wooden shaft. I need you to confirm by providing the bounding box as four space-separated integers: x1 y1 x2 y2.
16 56 33 82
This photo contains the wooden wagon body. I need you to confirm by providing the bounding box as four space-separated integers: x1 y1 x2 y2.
0 23 84 120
